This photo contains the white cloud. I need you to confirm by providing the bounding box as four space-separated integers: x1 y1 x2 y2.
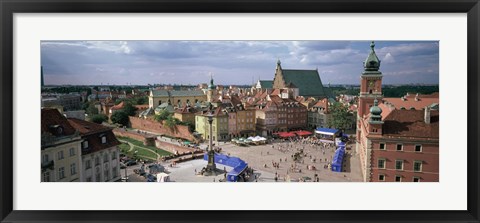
383 53 395 63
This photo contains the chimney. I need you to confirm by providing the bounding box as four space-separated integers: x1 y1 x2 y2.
424 106 431 124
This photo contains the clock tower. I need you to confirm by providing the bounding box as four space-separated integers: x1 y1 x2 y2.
358 41 383 120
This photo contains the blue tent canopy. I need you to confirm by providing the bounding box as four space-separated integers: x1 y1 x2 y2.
203 153 248 182
331 145 346 172
315 128 340 136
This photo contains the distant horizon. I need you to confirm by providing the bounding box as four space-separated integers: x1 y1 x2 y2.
41 40 439 86
41 83 439 88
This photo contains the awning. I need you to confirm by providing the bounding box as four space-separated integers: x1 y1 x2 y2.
294 130 312 136
277 132 296 138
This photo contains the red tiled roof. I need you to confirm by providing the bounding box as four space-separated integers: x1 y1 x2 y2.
67 118 121 155
110 101 125 110
135 104 149 110
382 110 439 139
41 108 77 136
383 93 439 110
271 89 281 96
175 105 198 114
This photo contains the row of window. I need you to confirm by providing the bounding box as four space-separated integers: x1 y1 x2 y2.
378 174 421 182
42 163 77 182
378 159 423 172
85 151 117 170
42 147 78 163
379 143 422 152
85 167 118 182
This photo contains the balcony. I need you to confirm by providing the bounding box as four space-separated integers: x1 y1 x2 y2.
41 160 54 171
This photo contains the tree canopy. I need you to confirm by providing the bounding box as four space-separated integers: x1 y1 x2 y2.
327 102 352 131
90 114 108 124
110 111 129 126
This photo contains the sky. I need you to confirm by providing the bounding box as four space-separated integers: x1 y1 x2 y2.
41 40 439 86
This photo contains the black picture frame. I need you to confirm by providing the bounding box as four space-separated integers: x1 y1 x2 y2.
1 0 479 222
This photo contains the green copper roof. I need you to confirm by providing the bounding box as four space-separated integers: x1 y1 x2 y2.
363 41 381 73
369 98 383 123
208 77 215 90
259 80 273 89
281 69 326 97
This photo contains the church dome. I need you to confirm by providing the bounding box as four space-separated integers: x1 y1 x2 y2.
370 98 382 116
364 41 381 71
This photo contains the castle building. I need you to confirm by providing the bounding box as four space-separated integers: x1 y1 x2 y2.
356 42 439 182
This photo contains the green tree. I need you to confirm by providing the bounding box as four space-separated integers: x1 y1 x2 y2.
85 102 99 116
111 111 129 126
90 114 108 124
123 102 137 116
136 96 148 105
164 116 176 128
154 109 170 122
327 102 351 131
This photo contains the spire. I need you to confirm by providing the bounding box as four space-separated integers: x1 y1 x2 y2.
208 74 215 90
363 41 381 72
41 66 45 87
276 58 282 70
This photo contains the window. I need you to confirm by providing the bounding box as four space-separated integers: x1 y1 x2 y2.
396 144 403 151
95 167 101 182
103 153 109 162
395 160 404 170
111 151 117 160
378 159 386 169
96 173 101 182
70 163 77 175
378 174 385 181
58 167 65 179
395 175 402 182
43 172 50 182
415 145 422 152
413 161 423 172
69 147 75 156
112 167 117 178
57 150 64 160
101 136 107 144
413 177 421 182
95 156 100 166
379 143 386 150
104 169 109 181
42 154 49 163
86 177 92 182
85 160 92 169
82 141 89 149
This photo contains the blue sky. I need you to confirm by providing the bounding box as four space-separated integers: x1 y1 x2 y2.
41 40 439 85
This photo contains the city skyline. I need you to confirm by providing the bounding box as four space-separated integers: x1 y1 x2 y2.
41 40 439 86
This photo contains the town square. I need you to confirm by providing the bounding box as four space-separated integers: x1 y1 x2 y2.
40 40 439 183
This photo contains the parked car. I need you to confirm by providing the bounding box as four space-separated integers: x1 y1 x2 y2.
124 160 137 166
146 174 157 182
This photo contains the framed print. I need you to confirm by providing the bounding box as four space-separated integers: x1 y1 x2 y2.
1 0 479 222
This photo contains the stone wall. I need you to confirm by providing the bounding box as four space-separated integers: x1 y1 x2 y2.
112 129 156 146
129 116 196 142
155 140 196 155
